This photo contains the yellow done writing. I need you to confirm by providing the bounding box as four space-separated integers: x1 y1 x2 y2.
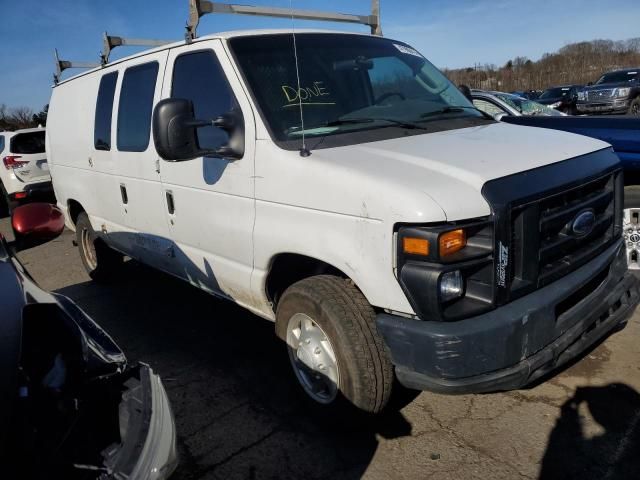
281 81 336 107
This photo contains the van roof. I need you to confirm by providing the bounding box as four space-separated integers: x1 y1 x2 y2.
53 28 373 87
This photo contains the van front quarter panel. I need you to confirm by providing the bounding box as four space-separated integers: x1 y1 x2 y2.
250 139 450 318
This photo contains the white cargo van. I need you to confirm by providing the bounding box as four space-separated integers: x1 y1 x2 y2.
47 28 639 413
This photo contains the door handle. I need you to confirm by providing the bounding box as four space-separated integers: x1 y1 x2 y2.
166 191 175 215
120 184 128 204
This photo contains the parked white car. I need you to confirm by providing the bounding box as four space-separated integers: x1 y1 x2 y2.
47 29 639 413
0 127 52 216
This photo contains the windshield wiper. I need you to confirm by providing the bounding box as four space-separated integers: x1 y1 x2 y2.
421 106 495 121
326 117 429 130
420 106 476 118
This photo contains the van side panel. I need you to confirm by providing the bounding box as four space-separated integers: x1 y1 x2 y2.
47 68 123 237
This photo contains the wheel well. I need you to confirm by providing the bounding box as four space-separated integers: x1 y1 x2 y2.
67 200 85 227
266 254 347 308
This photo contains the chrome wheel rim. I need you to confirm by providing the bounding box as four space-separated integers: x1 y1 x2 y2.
81 228 98 270
624 208 640 270
286 313 340 404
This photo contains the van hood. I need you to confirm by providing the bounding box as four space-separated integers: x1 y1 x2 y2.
312 121 611 222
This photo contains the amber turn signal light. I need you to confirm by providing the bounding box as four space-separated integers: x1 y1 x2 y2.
403 237 430 256
439 229 466 256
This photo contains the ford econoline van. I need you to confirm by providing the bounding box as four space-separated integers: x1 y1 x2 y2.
47 29 639 413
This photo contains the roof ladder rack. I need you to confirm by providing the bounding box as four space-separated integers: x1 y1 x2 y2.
186 0 382 42
53 49 100 85
101 32 173 65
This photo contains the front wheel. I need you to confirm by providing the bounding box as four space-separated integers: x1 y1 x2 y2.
276 275 394 413
628 97 640 116
76 212 123 281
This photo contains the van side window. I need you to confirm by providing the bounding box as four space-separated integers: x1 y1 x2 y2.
171 50 239 151
94 72 118 151
117 62 159 152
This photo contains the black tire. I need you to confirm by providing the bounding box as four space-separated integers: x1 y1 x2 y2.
629 97 640 116
275 275 394 414
75 212 123 281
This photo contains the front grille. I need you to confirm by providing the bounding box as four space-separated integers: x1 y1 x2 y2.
510 172 620 300
587 89 615 101
482 149 623 308
537 175 615 284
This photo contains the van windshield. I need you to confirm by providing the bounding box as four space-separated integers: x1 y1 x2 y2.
229 33 485 149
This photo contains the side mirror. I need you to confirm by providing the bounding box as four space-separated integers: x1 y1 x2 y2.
11 203 65 251
152 98 244 162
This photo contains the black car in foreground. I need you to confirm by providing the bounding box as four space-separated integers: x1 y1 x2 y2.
1 203 177 479
537 85 582 115
577 68 640 115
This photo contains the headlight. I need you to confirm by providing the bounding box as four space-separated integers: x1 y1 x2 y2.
616 87 631 98
396 219 494 321
550 101 562 108
440 270 463 302
577 91 586 101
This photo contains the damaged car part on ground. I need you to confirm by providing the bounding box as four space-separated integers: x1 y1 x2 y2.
0 203 177 480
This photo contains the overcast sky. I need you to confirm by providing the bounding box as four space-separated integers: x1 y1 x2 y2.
2 0 640 110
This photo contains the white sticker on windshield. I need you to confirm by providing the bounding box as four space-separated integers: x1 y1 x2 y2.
394 44 423 58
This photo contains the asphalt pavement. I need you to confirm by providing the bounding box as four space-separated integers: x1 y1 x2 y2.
3 219 640 480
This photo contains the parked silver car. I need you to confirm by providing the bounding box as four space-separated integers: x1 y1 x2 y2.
471 90 566 119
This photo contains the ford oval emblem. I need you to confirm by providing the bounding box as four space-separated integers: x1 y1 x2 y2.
571 210 596 237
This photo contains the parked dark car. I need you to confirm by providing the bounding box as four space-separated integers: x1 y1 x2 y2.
577 68 640 115
1 203 177 479
511 89 542 100
537 85 582 115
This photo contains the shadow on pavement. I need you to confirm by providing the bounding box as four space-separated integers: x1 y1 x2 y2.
539 383 640 480
55 260 414 480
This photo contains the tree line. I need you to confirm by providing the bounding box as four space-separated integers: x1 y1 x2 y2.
0 104 48 131
443 38 640 92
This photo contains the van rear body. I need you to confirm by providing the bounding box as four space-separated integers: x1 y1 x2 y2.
47 29 639 413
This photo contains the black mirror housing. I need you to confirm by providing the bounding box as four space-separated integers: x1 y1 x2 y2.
153 98 245 162
153 98 203 161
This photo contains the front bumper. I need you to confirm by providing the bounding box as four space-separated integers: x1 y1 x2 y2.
577 99 630 114
377 240 639 394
